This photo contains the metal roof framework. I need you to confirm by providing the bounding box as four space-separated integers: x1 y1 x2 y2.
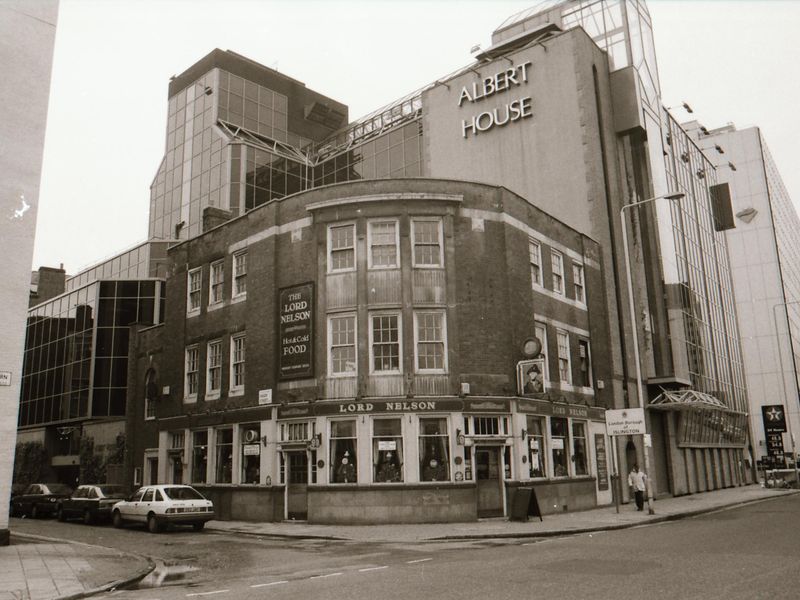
649 389 742 414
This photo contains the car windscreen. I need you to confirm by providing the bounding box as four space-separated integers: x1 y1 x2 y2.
47 484 74 495
97 485 126 498
162 487 205 501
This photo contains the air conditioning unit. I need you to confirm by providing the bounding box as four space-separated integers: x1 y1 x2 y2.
244 429 259 444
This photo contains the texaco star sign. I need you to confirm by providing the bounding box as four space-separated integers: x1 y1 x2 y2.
766 407 784 422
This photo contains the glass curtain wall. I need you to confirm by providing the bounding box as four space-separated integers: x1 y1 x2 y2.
20 284 97 427
19 280 164 427
663 113 747 413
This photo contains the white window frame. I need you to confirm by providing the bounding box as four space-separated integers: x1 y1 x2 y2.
328 313 357 377
368 312 402 374
233 251 247 299
411 218 444 268
413 310 448 374
209 260 225 306
557 329 572 384
207 339 222 398
327 222 357 273
529 238 542 287
367 219 400 270
578 338 592 388
185 346 199 402
551 251 564 295
571 420 588 477
535 322 549 383
230 334 246 394
573 262 585 304
371 417 404 483
187 267 202 315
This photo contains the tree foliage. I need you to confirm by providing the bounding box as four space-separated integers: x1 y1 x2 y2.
13 442 49 485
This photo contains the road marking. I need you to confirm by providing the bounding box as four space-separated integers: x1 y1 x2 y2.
358 566 389 572
309 572 343 579
407 558 433 564
186 591 229 597
251 581 288 588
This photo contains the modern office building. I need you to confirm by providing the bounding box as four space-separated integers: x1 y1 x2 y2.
1 0 59 545
16 241 169 485
691 122 800 468
124 0 753 523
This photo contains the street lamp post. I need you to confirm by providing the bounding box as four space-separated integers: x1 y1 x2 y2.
772 301 800 487
620 191 685 515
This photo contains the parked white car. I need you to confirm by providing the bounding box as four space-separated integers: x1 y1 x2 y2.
111 484 214 533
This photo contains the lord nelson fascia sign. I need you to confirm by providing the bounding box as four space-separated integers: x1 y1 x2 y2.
278 282 314 379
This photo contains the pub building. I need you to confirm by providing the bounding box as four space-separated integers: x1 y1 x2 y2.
129 178 613 523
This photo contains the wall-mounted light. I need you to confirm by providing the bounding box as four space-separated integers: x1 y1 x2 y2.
521 429 528 441
728 161 737 172
715 144 724 154
696 168 706 179
699 125 710 135
261 435 268 447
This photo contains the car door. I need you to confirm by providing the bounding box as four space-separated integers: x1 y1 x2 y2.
85 486 99 517
22 485 41 514
122 488 146 520
137 488 155 521
66 487 85 516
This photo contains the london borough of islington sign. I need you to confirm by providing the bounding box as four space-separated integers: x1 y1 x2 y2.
459 60 533 139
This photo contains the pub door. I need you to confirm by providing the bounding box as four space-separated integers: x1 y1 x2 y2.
475 446 504 517
285 451 309 520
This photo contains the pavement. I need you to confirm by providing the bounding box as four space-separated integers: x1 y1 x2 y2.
1 484 796 599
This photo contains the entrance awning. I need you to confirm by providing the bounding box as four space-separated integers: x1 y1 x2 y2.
649 389 737 412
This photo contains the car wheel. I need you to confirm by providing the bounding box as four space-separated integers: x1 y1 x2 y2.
57 506 65 521
83 509 93 525
147 514 162 534
31 505 39 519
112 510 123 528
192 522 205 532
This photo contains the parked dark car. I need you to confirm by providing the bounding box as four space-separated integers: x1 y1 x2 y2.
11 483 73 518
57 484 128 524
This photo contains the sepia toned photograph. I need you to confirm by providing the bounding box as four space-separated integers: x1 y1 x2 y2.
2 1 800 598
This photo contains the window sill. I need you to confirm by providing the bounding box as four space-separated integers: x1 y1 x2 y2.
229 388 244 397
184 395 198 404
231 294 247 305
206 392 221 401
186 309 201 318
207 302 224 313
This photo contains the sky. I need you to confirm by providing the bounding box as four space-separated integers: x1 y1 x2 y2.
32 0 800 274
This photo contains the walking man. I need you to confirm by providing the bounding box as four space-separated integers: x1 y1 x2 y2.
628 464 647 511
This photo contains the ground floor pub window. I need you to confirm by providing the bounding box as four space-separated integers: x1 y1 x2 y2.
373 418 403 483
241 424 261 483
551 417 569 477
330 419 357 483
191 430 208 483
572 420 588 476
526 416 546 478
215 428 233 483
419 417 450 481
